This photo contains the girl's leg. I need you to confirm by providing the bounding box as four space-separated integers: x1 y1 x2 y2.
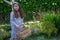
11 25 17 40
10 38 17 40
11 31 17 40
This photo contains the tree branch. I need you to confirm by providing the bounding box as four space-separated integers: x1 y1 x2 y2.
4 0 15 5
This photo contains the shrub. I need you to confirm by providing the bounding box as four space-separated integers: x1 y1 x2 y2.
55 14 60 30
0 29 11 40
0 25 11 40
40 21 57 37
40 13 58 37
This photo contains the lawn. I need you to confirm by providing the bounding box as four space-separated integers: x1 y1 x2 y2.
24 35 59 40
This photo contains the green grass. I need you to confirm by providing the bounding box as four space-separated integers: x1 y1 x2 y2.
24 35 58 40
24 33 60 40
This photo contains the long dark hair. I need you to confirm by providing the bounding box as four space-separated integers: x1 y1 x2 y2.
12 2 24 18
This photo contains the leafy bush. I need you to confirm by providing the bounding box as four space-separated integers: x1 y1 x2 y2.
42 13 55 22
0 29 11 40
55 14 60 30
3 25 11 31
40 13 58 37
40 21 57 37
0 25 11 40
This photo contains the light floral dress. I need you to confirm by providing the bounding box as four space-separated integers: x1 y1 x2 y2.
10 11 23 39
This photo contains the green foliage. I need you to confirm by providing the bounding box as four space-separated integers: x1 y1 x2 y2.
3 25 11 31
0 0 60 23
0 29 11 40
42 13 55 23
40 13 58 37
0 25 11 40
40 21 57 37
55 13 60 30
0 0 60 39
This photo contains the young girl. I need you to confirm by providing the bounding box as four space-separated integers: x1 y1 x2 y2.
10 2 24 40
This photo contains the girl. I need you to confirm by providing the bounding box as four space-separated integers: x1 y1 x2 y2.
10 2 24 40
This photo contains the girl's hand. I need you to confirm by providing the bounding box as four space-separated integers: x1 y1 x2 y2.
16 24 19 28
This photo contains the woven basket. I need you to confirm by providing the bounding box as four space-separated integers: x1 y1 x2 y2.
17 27 31 39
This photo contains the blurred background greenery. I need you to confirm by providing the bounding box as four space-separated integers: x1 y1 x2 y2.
0 0 60 40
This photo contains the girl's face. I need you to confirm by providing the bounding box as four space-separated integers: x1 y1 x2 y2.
13 4 19 11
